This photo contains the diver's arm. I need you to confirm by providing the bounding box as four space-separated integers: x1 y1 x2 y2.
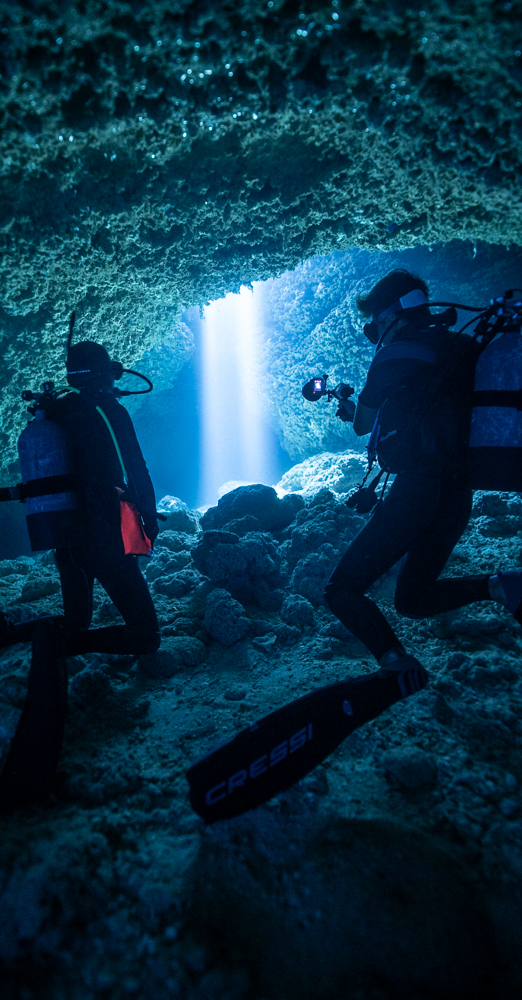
353 400 377 437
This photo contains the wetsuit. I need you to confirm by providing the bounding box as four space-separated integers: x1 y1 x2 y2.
325 320 487 661
51 387 160 655
0 385 160 807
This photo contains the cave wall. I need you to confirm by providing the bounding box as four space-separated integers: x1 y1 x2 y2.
128 240 522 497
1 0 522 471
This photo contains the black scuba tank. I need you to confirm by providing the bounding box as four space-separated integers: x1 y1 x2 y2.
468 330 522 491
17 410 85 551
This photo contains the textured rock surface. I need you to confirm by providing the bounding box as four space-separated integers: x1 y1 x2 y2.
1 467 522 996
200 483 303 533
203 588 250 646
1 2 522 471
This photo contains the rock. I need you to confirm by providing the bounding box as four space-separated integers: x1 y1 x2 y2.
0 556 34 578
157 496 199 535
20 575 61 602
68 666 114 713
499 798 519 817
274 622 302 644
200 484 303 534
281 594 315 629
192 530 281 603
224 689 247 701
277 451 367 497
252 633 277 651
383 749 438 790
290 544 342 606
254 581 286 611
153 568 201 598
155 530 197 553
226 515 262 536
139 636 207 678
203 589 250 646
319 620 353 641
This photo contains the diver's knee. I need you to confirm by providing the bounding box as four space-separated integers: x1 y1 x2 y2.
133 630 161 654
394 590 424 619
324 582 358 611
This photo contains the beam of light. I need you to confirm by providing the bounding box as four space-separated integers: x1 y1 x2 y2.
198 285 275 507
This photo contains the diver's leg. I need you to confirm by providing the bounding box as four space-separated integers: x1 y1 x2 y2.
64 540 160 656
325 474 440 662
0 618 67 808
394 477 490 618
54 546 94 630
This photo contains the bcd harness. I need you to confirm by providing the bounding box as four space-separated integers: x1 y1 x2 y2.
347 292 522 512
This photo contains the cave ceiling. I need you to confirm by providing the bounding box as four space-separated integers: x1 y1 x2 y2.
0 0 521 471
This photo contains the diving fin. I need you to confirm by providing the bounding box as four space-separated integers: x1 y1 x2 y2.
187 667 423 824
0 618 67 810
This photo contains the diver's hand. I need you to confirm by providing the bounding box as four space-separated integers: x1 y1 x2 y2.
336 399 356 423
143 516 159 546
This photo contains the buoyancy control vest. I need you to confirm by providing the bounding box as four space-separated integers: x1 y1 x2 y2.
468 330 522 491
367 323 478 477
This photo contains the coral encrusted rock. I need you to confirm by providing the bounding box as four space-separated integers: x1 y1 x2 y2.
200 484 303 535
203 589 250 646
192 529 282 603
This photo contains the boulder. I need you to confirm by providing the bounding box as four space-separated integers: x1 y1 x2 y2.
281 594 315 629
383 750 438 790
157 496 199 535
153 568 201 599
20 575 61 602
203 589 250 646
139 636 207 678
200 484 303 534
290 543 342 606
192 530 282 603
0 556 34 578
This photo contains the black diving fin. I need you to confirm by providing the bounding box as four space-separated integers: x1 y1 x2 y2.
187 667 422 824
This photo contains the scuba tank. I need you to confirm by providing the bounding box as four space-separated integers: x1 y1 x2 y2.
468 328 522 492
17 385 85 551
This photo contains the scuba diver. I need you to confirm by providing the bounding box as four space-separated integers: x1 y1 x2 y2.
324 268 522 676
0 336 160 809
188 271 522 825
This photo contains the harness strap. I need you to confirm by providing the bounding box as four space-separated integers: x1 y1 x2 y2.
68 388 129 484
473 389 522 411
370 341 437 369
0 476 76 503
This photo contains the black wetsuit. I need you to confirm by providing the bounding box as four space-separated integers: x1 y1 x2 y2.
51 387 160 655
0 387 160 807
325 321 488 661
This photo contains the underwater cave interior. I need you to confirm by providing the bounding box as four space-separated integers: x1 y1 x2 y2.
2 1 522 999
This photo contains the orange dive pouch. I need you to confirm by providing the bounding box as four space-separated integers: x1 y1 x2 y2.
120 499 153 557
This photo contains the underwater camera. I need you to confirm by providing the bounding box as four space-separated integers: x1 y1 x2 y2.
302 373 356 421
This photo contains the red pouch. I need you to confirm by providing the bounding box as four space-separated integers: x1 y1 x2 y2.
120 500 152 556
